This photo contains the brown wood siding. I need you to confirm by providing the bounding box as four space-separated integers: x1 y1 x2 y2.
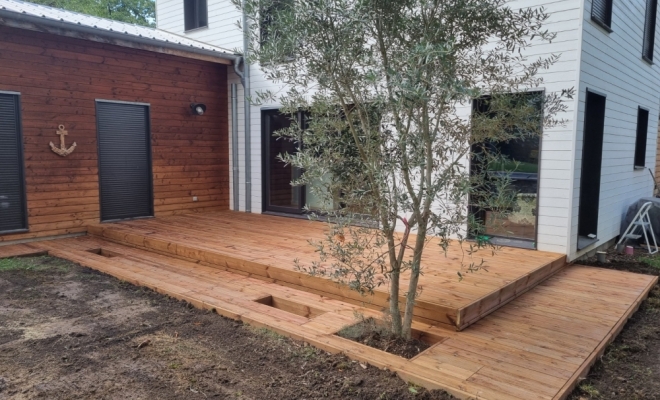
0 26 228 242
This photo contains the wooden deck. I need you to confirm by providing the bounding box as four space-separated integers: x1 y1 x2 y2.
84 211 566 330
2 233 656 400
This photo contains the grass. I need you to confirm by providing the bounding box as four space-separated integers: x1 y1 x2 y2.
638 285 660 310
578 383 600 397
0 256 69 272
639 255 660 269
250 326 287 341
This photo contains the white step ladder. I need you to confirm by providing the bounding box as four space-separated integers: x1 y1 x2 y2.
617 201 659 254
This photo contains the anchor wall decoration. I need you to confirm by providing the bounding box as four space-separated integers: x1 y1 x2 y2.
50 124 77 157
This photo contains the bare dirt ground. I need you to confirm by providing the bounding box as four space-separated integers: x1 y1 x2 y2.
569 249 660 400
2 253 659 400
0 256 454 400
336 318 430 359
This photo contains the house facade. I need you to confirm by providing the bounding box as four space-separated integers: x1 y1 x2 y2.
0 0 658 263
155 0 660 261
0 0 236 243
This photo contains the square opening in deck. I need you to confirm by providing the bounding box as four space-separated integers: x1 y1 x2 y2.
254 295 326 319
336 317 445 359
86 248 120 258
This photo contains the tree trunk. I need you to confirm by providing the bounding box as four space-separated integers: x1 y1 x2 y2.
389 269 402 335
401 228 427 338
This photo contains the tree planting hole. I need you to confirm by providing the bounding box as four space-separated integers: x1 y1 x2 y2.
336 318 440 359
254 295 326 319
86 248 120 258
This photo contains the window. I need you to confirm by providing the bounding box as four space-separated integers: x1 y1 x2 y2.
643 0 658 62
634 107 649 168
470 92 543 244
259 0 295 62
184 0 207 31
260 0 280 45
591 0 613 31
260 0 293 46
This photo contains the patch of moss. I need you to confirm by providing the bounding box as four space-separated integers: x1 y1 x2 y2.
578 382 600 397
0 256 69 272
639 255 660 270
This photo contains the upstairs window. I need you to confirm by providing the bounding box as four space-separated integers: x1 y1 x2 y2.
184 0 207 31
591 0 613 32
634 107 649 168
260 0 282 46
643 0 658 62
259 0 295 62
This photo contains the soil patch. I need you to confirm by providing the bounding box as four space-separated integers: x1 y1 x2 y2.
568 248 660 400
0 255 454 400
337 318 430 359
580 247 660 276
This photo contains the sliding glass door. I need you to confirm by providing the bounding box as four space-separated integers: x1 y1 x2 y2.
262 109 339 215
262 109 304 214
470 92 542 247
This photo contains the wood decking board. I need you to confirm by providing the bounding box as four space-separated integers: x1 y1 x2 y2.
86 211 566 330
14 233 656 400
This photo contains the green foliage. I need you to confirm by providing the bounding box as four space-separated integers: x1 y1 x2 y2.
25 0 156 27
640 256 660 269
578 382 600 397
0 256 69 272
407 383 421 395
237 0 573 338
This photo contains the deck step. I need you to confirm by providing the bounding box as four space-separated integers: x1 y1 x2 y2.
85 211 568 330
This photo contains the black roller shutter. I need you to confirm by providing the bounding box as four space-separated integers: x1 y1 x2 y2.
591 0 613 31
0 93 27 233
96 101 153 222
634 107 649 167
643 0 658 62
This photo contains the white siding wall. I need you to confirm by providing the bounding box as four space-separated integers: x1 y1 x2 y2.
570 0 660 260
156 0 584 255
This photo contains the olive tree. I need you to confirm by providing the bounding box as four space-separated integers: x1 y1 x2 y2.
236 0 572 337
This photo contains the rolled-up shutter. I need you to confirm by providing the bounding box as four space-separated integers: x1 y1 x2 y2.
96 101 153 222
591 0 613 30
0 93 27 233
643 0 658 62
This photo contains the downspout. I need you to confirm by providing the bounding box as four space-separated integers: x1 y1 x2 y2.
230 83 240 211
233 1 252 213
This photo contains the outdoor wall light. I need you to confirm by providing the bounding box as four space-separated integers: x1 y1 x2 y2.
190 103 207 115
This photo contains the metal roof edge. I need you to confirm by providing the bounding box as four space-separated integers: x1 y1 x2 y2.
0 8 240 64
